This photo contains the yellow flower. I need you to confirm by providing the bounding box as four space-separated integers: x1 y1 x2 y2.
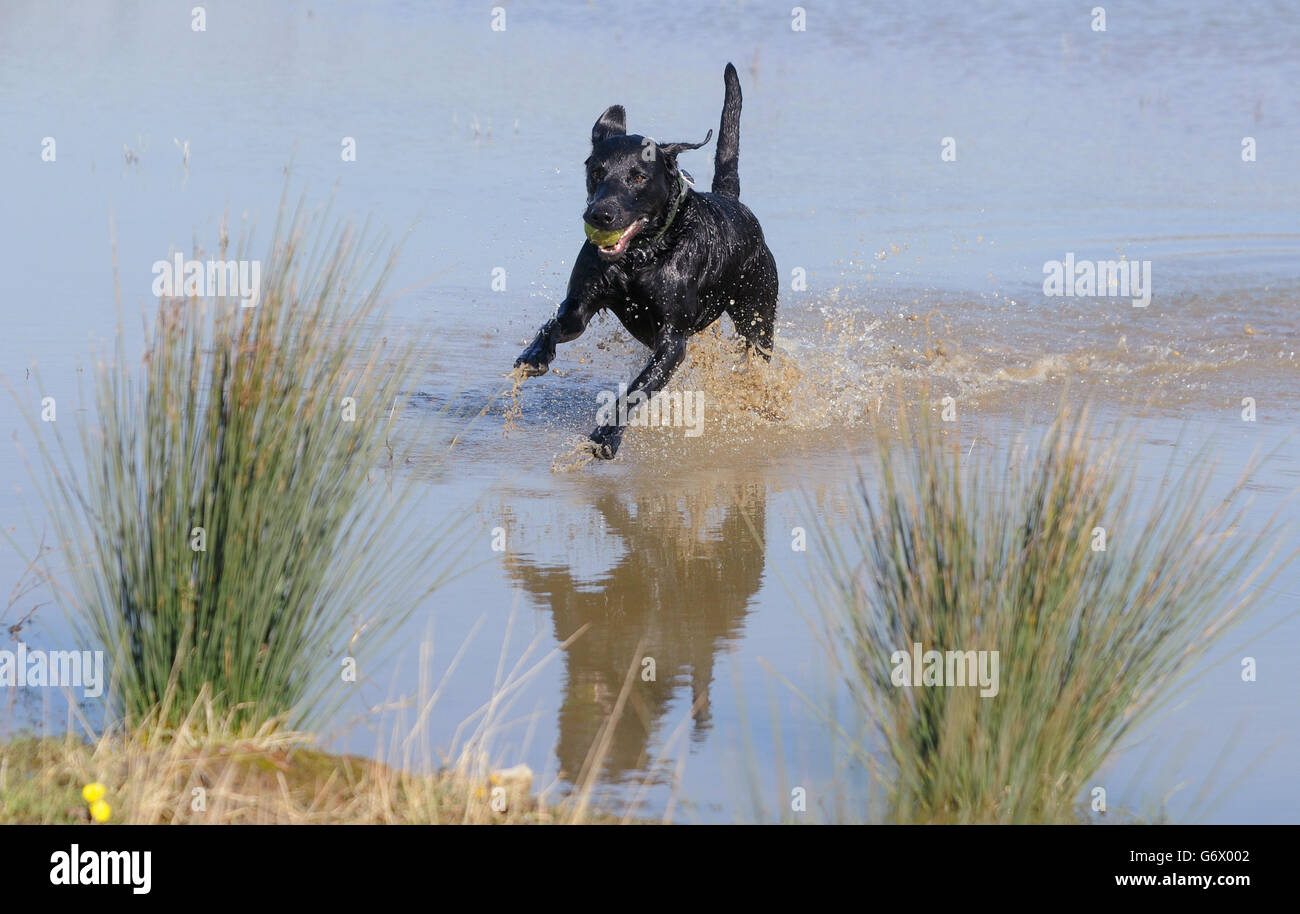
89 800 112 822
82 782 106 804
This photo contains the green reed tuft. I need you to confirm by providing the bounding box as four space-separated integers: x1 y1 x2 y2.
25 192 456 731
820 399 1290 823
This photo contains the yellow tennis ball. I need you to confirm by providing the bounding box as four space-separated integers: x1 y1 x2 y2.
584 223 625 248
82 782 106 804
89 800 112 822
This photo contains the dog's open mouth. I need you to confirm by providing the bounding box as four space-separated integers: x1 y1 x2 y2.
585 217 648 257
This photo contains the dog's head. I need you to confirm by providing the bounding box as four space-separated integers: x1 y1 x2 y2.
582 105 711 261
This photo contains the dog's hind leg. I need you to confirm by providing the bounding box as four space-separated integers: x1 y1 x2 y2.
727 252 779 360
728 295 775 359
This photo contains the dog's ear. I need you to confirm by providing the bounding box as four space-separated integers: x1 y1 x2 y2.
657 129 713 159
591 105 627 145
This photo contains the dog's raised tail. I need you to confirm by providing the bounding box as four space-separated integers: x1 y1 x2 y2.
712 63 742 198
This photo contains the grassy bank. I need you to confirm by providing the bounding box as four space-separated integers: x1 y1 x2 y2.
0 697 560 825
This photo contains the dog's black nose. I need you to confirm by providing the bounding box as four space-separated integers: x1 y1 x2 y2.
585 205 615 228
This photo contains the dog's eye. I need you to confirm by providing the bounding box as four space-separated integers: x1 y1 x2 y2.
628 173 647 184
590 168 605 182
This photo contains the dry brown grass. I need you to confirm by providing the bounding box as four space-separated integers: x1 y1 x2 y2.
0 690 583 825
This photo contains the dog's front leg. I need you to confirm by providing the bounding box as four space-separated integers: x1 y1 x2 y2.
515 297 597 377
589 327 687 459
516 246 609 376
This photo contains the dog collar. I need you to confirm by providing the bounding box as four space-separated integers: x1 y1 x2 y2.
647 170 692 246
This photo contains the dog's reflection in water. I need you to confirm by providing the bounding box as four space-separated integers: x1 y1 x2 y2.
503 482 767 786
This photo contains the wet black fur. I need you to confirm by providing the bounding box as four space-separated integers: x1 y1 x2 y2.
514 63 778 459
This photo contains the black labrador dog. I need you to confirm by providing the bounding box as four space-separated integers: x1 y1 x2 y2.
514 62 778 459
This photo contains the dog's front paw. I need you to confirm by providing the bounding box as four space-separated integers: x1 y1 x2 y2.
513 355 550 377
588 426 624 460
